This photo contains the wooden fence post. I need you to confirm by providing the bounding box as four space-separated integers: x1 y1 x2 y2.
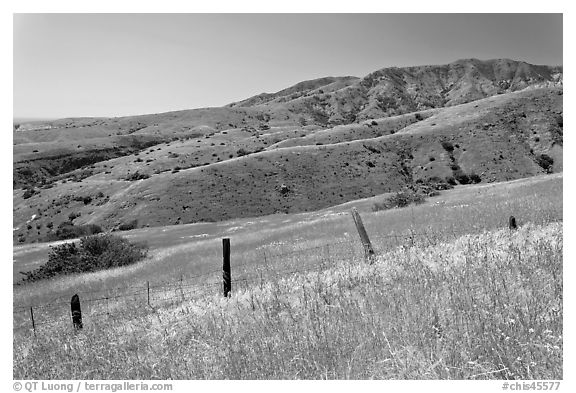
351 208 376 263
147 281 150 306
223 238 231 297
71 294 83 330
30 306 36 335
509 215 517 230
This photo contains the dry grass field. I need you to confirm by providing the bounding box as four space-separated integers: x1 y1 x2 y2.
13 173 562 379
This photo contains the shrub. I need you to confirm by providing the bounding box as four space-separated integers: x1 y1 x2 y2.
441 141 454 152
454 170 470 185
48 222 103 241
125 171 150 181
445 176 457 186
118 219 138 231
469 173 482 184
22 188 37 199
83 196 93 205
372 190 425 211
20 233 148 282
237 148 250 157
535 154 554 173
422 177 453 191
363 144 381 154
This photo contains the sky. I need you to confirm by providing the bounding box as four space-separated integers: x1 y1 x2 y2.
13 13 563 119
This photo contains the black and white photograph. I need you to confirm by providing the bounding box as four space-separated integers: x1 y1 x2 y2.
8 7 568 386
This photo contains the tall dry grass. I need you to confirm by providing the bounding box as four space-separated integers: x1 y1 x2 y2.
13 222 562 379
13 173 562 308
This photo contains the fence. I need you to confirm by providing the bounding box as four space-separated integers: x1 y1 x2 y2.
13 212 562 335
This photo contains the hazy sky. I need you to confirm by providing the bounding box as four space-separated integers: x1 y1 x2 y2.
13 13 563 119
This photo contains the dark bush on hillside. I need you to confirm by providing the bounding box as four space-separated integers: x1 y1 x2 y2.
125 171 150 181
425 176 453 191
20 233 148 282
535 154 554 173
22 188 38 199
117 219 138 231
83 196 92 205
47 222 103 241
469 172 482 184
454 170 470 185
415 113 424 121
372 190 425 211
237 148 250 157
445 176 457 186
363 144 381 154
441 141 454 152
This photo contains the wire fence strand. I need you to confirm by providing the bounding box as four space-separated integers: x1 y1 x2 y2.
13 216 562 334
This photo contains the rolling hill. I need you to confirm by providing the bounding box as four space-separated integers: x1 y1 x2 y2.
13 58 563 244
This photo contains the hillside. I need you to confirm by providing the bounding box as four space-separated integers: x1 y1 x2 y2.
229 58 562 123
13 58 563 244
13 173 563 379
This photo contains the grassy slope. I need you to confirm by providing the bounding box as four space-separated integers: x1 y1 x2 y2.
13 173 562 379
12 87 562 243
13 172 562 303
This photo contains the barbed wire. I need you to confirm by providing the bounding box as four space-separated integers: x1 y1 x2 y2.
13 215 562 334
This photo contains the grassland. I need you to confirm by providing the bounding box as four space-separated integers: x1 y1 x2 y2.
12 173 562 379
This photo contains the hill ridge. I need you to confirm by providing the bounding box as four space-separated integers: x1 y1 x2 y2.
13 58 562 244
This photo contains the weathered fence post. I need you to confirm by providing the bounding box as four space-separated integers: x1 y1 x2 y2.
30 306 36 335
351 208 376 263
223 238 231 297
71 294 83 330
509 215 517 230
147 281 150 306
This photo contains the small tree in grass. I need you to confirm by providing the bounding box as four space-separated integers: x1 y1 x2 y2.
373 189 426 211
20 233 148 282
